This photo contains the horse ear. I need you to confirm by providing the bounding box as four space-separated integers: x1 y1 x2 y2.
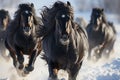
31 3 34 7
54 2 59 7
67 1 71 6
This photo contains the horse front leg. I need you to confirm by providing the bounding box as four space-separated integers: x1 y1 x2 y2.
87 47 92 60
9 50 17 67
87 43 94 60
4 39 17 67
94 44 105 60
102 40 115 58
48 61 59 80
24 50 38 73
68 61 83 80
15 45 24 70
24 42 42 73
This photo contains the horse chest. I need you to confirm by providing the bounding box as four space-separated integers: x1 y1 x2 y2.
43 34 80 69
89 30 105 45
15 34 36 51
21 39 36 54
24 39 35 48
53 44 77 64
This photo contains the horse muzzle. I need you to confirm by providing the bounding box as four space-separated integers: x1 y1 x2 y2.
59 34 70 45
23 26 32 35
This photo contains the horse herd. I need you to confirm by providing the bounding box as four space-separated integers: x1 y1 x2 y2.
0 1 116 80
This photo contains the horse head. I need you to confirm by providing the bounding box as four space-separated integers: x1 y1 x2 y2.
0 9 10 30
17 3 38 36
90 8 106 31
54 1 73 45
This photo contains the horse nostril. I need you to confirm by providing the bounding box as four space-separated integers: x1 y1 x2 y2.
29 27 31 30
23 27 31 32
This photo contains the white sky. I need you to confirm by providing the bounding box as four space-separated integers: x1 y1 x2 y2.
5 0 77 18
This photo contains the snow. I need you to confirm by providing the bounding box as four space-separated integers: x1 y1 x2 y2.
0 0 120 80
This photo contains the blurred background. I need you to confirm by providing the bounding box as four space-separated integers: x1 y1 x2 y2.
0 0 120 21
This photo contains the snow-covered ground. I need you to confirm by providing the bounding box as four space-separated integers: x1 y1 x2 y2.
0 0 120 80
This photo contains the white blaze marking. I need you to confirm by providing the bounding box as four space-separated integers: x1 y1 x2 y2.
25 11 29 14
61 14 65 18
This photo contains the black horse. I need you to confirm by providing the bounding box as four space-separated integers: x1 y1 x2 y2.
38 1 88 80
5 3 42 76
0 9 11 60
86 8 116 60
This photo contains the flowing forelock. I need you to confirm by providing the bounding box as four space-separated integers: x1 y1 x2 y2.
41 1 74 30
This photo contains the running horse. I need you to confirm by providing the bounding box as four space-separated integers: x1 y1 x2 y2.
86 8 116 60
0 9 11 60
39 1 88 80
5 3 42 76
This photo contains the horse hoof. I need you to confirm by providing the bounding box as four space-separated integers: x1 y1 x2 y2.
21 72 28 77
15 62 24 70
19 64 24 70
25 66 34 72
16 68 24 77
16 68 29 77
48 77 59 80
23 68 30 74
61 78 66 80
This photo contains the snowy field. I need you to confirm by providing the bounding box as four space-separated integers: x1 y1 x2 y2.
0 0 120 80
